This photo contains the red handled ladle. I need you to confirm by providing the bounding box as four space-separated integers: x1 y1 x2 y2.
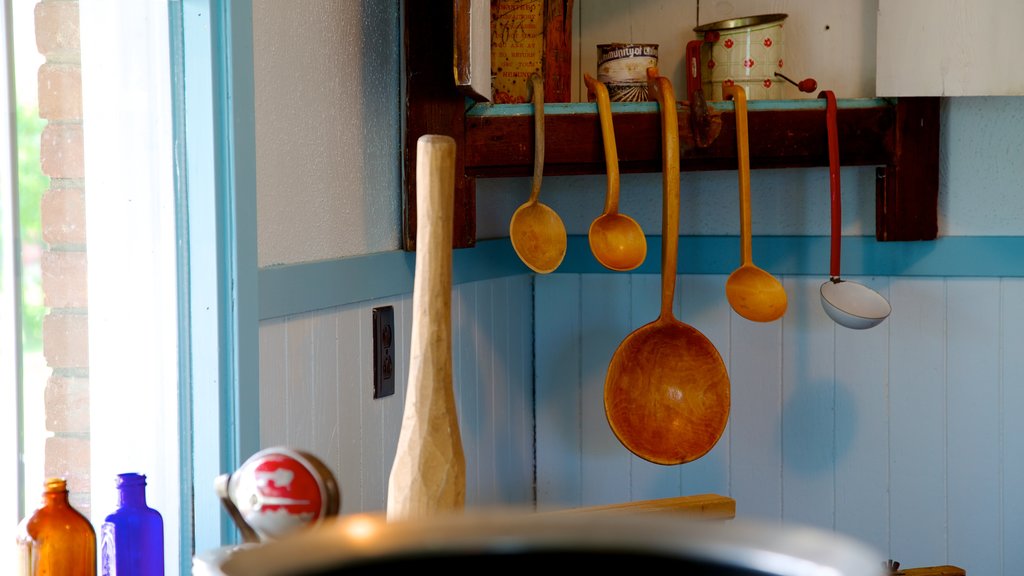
818 90 891 329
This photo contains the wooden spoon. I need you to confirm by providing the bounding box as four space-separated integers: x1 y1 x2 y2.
387 135 466 521
603 68 730 466
723 84 788 323
509 74 567 274
583 73 647 272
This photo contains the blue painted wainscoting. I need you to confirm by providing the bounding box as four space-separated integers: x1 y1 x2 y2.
258 275 536 515
536 272 1024 575
256 237 1024 576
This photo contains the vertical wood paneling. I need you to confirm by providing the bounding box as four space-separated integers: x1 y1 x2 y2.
357 307 384 511
946 279 1001 575
337 305 363 514
259 270 1024 576
475 281 498 503
627 274 681 498
834 277 891 557
377 297 404 506
1002 278 1024 575
311 310 340 481
579 274 632 506
889 278 947 567
454 283 480 504
491 278 514 504
260 276 535 516
781 276 836 529
677 274 731 497
509 275 535 505
259 318 288 446
535 274 582 508
729 306 784 521
285 314 314 449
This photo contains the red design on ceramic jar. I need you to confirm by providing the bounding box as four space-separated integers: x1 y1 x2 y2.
763 38 773 48
708 59 716 69
744 58 755 69
763 79 772 88
723 79 735 88
778 59 784 68
724 38 734 49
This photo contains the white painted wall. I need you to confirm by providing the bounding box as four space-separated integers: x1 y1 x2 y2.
252 0 401 267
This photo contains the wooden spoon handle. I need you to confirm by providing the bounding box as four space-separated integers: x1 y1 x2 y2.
529 73 545 204
646 67 680 320
724 84 752 266
387 135 466 521
584 73 621 215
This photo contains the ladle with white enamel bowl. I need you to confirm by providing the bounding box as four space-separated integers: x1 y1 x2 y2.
818 90 891 329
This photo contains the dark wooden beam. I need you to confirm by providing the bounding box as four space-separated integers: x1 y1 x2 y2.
464 103 894 176
403 0 476 251
875 97 940 241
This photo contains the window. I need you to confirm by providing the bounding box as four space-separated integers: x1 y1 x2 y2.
2 0 183 572
2 1 259 573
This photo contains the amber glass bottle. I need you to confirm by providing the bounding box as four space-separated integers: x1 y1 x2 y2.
17 478 98 576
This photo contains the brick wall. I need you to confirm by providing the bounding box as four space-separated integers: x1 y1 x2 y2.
34 0 90 516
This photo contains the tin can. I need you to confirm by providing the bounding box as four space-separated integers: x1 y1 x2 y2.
693 14 787 100
596 43 659 102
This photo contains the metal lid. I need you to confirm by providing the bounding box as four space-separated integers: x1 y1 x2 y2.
694 13 787 33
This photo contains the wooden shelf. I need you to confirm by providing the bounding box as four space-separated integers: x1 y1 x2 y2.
464 99 894 176
402 0 939 250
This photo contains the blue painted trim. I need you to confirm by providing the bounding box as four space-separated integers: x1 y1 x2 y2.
259 235 1024 319
180 0 257 558
563 236 1024 277
467 97 893 117
260 240 526 320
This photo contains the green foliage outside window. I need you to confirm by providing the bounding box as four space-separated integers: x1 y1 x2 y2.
17 104 46 353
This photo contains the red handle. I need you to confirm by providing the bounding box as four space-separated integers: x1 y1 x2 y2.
820 90 841 279
685 40 703 100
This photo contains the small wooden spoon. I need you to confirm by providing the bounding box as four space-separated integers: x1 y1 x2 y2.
509 74 567 274
723 84 788 323
583 73 647 272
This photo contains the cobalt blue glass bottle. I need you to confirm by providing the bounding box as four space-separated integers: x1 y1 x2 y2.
100 473 164 576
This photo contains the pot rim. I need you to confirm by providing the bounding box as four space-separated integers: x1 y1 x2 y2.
693 13 787 33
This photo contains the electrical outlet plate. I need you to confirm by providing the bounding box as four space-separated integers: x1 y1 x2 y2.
372 306 395 399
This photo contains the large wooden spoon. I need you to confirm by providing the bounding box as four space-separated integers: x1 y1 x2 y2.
509 74 566 274
387 135 466 521
583 73 647 272
603 68 730 466
723 84 788 323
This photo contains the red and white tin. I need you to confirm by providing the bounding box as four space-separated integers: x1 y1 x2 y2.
694 14 787 101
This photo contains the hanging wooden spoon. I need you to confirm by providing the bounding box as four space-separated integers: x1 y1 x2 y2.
509 74 567 274
723 84 788 323
583 74 647 272
603 68 730 466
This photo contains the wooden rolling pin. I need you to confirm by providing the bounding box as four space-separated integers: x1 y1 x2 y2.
386 135 466 521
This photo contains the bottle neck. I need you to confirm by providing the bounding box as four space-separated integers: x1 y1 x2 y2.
118 484 147 507
41 478 70 507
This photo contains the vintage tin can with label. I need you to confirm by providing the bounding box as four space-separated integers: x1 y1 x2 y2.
596 43 659 102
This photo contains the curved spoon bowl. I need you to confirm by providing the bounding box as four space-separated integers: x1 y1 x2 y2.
726 264 788 323
588 213 647 272
509 202 567 274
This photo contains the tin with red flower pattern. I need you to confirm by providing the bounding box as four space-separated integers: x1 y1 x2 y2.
693 14 787 100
